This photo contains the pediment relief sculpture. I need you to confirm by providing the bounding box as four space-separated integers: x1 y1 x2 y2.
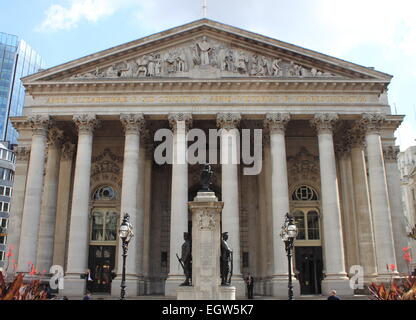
68 36 337 80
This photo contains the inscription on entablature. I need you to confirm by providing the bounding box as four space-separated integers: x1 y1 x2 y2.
43 94 370 106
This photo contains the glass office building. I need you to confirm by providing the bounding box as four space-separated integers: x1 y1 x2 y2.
0 33 44 268
0 32 46 145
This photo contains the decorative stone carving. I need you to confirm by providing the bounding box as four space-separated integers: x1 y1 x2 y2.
216 113 241 130
264 113 290 134
28 114 51 136
168 113 193 132
47 127 64 148
61 142 76 161
334 140 351 158
359 113 386 134
198 209 216 231
68 36 337 80
73 114 98 134
287 147 320 186
310 113 339 134
120 113 145 135
14 146 31 162
383 145 400 162
92 148 123 163
348 126 366 149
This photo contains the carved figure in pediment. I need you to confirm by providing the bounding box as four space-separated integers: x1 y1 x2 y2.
164 51 177 73
136 55 149 77
272 58 282 76
195 36 212 66
104 64 119 78
176 50 187 72
224 50 234 71
288 61 302 76
119 61 138 78
146 54 157 76
235 50 248 74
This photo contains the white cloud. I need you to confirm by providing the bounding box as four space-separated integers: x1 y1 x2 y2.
37 0 134 32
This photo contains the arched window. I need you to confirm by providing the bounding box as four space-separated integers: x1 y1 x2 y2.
292 209 321 241
292 185 318 201
93 185 117 201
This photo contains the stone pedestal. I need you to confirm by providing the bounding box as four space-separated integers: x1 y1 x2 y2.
177 191 235 300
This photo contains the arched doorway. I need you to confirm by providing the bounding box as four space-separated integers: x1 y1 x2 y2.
88 185 119 294
290 185 324 295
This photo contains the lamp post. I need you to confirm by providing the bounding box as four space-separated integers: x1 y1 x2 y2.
119 213 134 300
280 212 297 300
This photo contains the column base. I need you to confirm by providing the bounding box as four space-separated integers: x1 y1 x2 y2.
177 285 236 300
321 276 353 296
165 274 185 297
270 276 300 298
62 275 86 297
111 276 144 297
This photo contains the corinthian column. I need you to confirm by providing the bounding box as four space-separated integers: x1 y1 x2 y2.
264 113 299 297
360 113 398 280
310 113 351 295
63 114 98 296
165 113 192 296
216 112 245 296
111 113 145 297
37 127 64 272
349 127 377 281
53 142 76 267
17 115 51 272
383 144 409 274
6 144 30 269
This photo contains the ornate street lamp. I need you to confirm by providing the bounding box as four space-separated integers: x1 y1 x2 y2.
119 213 134 300
280 212 298 300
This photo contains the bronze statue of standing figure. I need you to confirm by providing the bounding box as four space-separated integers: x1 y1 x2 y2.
220 232 233 285
200 164 213 192
177 232 192 286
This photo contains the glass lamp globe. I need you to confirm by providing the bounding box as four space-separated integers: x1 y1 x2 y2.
287 224 298 239
119 224 129 240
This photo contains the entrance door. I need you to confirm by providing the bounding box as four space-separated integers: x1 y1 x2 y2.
88 245 116 293
295 246 323 295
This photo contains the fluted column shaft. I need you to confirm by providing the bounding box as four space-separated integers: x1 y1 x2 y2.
53 142 75 267
311 114 347 279
361 113 397 278
116 114 145 285
17 115 50 271
264 113 291 278
165 113 192 295
65 114 97 276
349 129 378 279
36 128 64 272
217 113 242 279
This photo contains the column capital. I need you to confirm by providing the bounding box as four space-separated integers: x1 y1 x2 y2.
47 127 64 148
334 139 351 158
61 142 76 161
73 114 98 135
359 113 386 134
14 146 31 162
383 145 400 162
120 113 145 135
310 113 339 134
264 113 290 134
348 126 366 149
168 113 193 132
28 114 52 136
216 113 241 130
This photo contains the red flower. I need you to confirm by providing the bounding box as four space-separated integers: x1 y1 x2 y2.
403 252 412 263
389 264 396 272
402 246 411 252
29 265 37 276
6 249 13 258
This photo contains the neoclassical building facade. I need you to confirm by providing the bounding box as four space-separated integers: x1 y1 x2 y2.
6 19 408 297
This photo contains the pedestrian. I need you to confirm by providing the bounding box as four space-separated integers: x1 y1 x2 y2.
245 273 255 299
327 290 341 300
83 291 93 300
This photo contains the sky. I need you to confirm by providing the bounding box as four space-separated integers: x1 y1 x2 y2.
0 0 415 150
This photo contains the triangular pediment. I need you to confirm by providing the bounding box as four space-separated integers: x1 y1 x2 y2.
23 19 392 83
